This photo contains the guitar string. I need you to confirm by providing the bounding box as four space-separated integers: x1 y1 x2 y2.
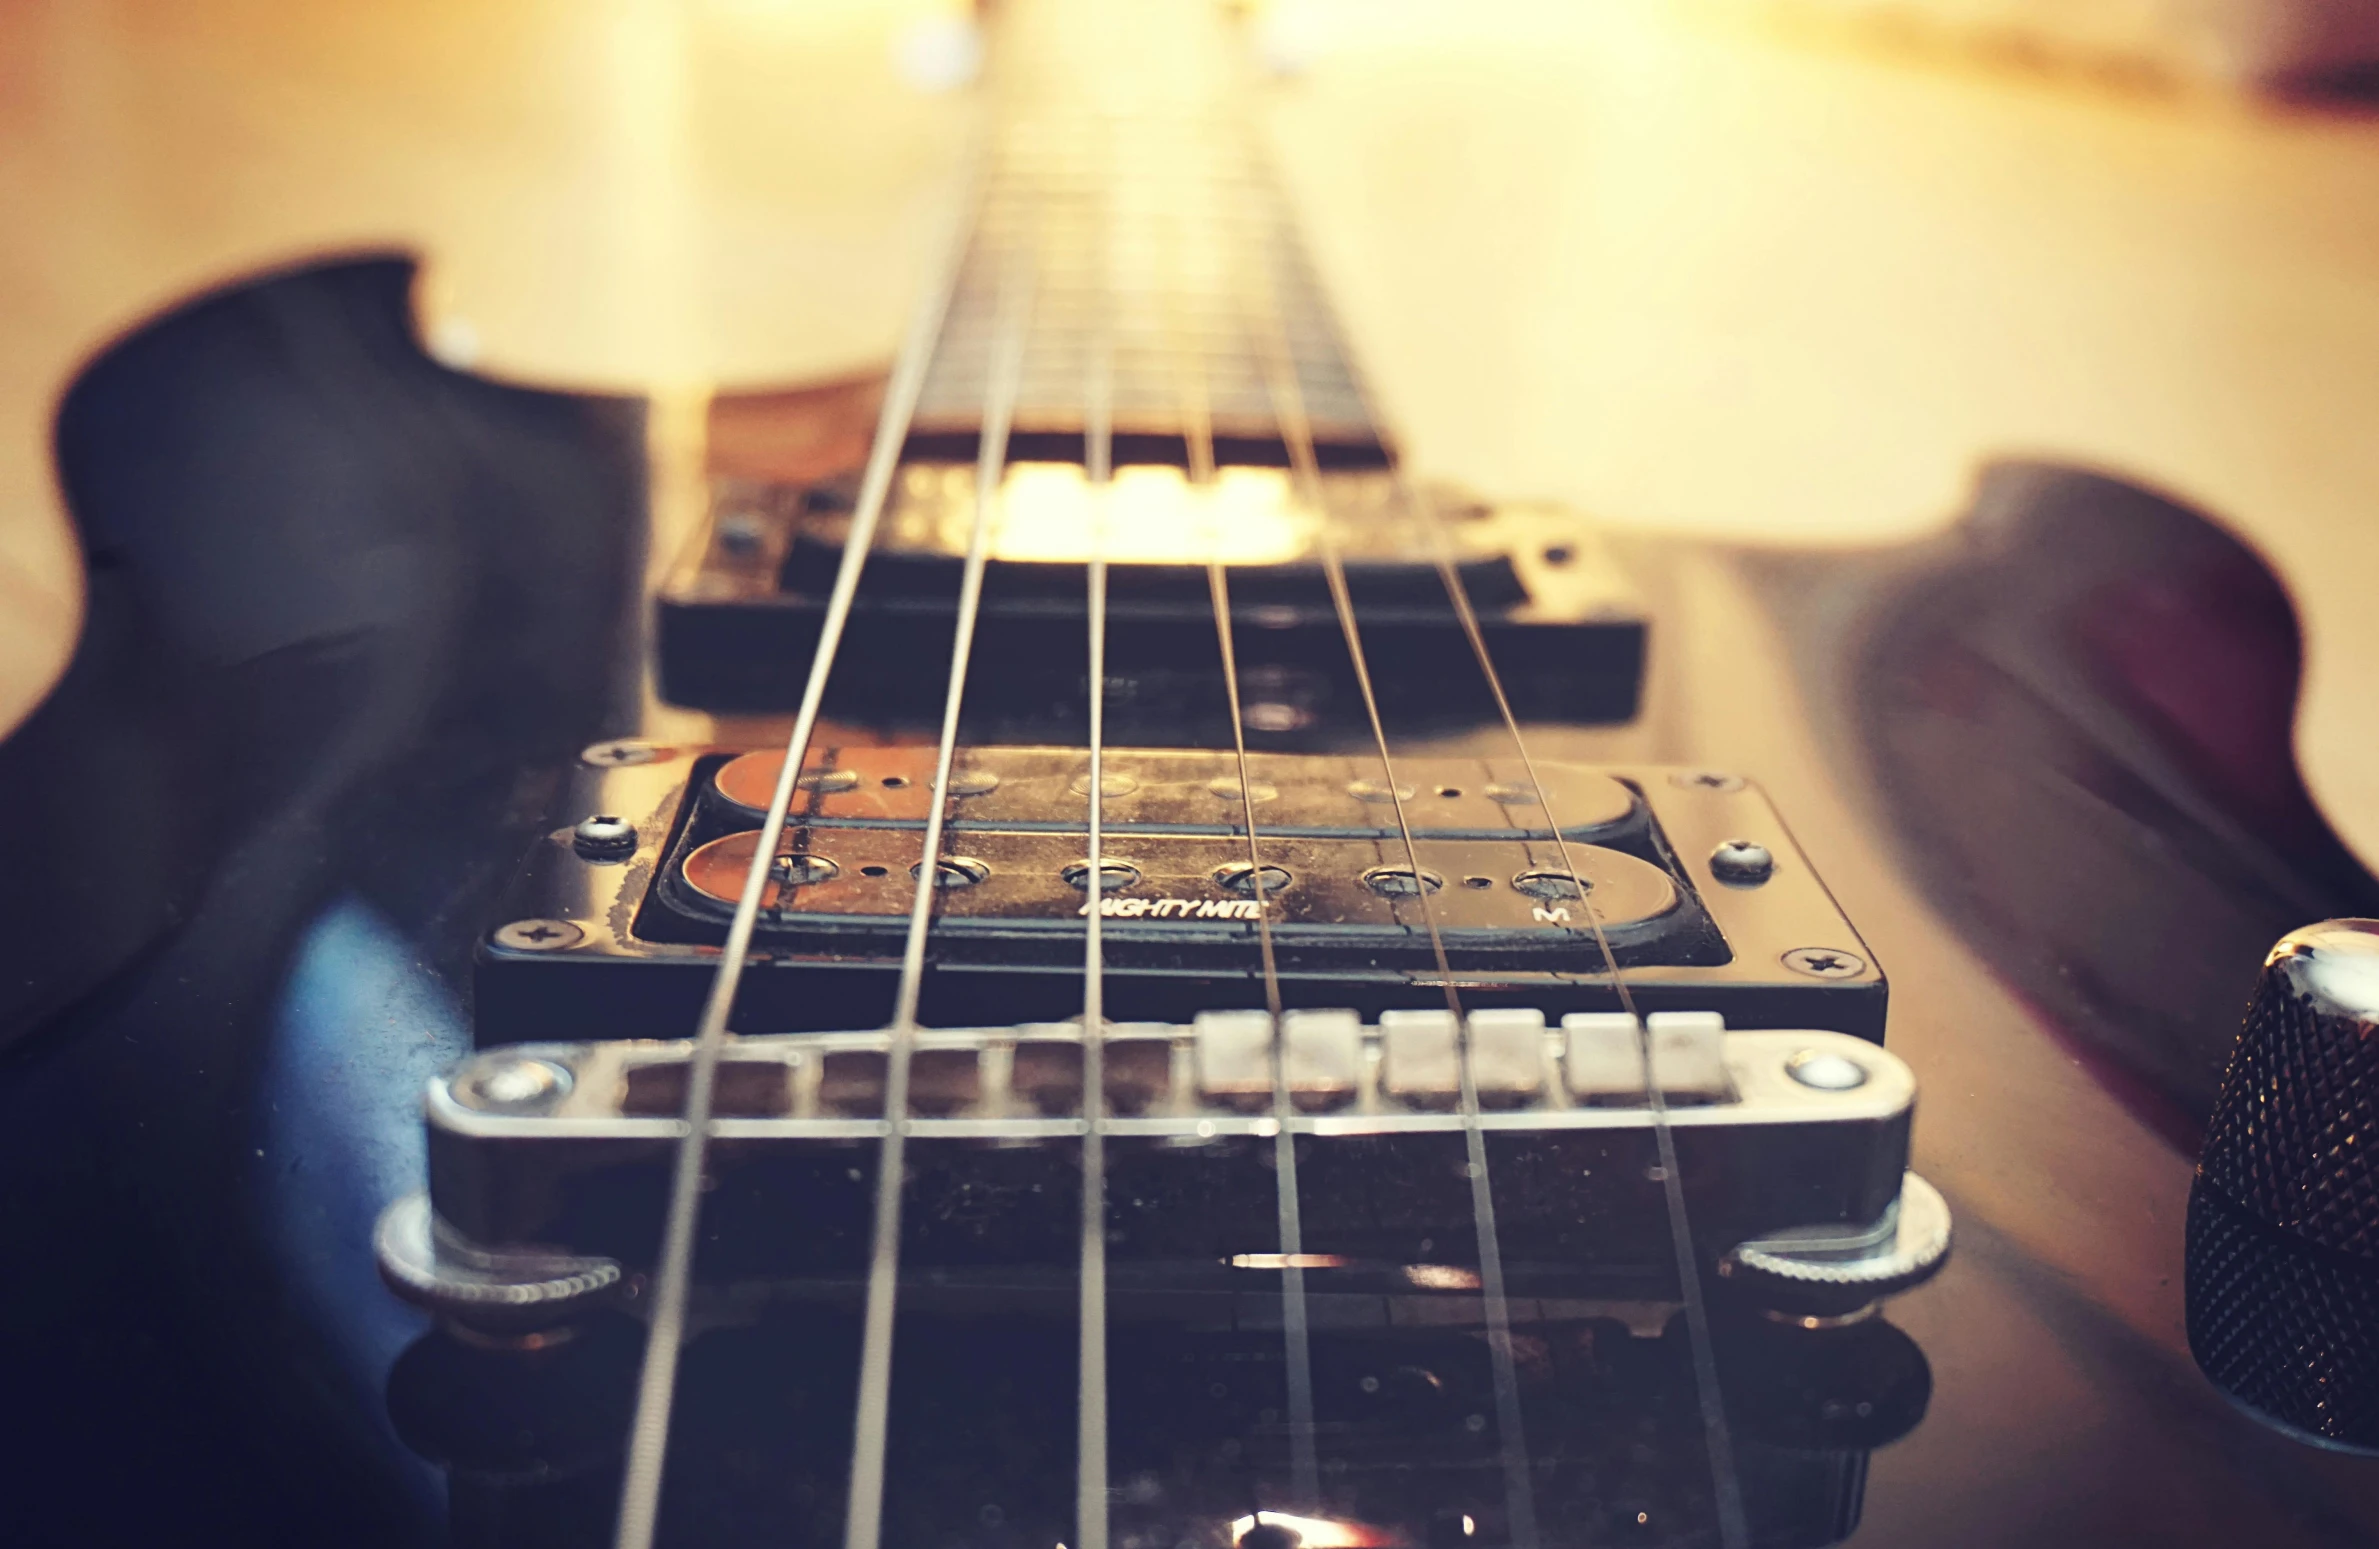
841 239 1038 1549
1164 140 1323 1509
608 143 985 1549
1220 57 1748 1529
1403 493 1752 1548
607 13 1736 1549
1264 264 1756 1545
1224 136 1544 1546
1074 149 1116 1549
1205 564 1323 1508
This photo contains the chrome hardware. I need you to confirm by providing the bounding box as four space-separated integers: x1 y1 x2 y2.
1719 1173 1952 1322
403 1015 1937 1320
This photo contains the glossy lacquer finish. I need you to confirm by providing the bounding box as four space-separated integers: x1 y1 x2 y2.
4 262 2379 1546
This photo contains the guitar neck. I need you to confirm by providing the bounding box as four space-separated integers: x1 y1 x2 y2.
906 0 1388 468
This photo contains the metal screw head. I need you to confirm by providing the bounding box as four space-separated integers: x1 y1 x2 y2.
1062 858 1143 891
911 856 991 888
771 853 840 886
1710 838 1776 885
1671 770 1745 792
1243 702 1312 733
572 814 636 860
1213 860 1293 897
715 511 767 557
1783 947 1867 979
581 740 659 768
1361 864 1444 898
940 768 1001 797
1786 1049 1871 1090
1512 867 1588 901
493 918 585 952
453 1055 575 1112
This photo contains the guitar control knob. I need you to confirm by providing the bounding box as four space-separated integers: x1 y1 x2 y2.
2188 919 2379 1452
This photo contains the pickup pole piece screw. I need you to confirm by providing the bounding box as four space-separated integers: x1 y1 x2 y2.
1215 861 1293 897
581 740 659 768
495 918 585 952
1783 947 1866 979
572 815 636 860
1671 770 1745 792
912 856 991 889
1710 839 1775 885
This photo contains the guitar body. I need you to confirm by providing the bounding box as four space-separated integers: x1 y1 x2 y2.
8 4 2379 1547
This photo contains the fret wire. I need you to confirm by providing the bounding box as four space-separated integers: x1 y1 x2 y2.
607 141 985 1549
841 243 1037 1549
918 108 1382 455
1222 125 1546 1548
1166 279 1217 484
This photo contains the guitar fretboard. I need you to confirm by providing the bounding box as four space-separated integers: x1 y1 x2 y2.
910 0 1384 460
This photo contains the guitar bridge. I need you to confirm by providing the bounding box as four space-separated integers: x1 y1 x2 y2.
387 1016 1940 1324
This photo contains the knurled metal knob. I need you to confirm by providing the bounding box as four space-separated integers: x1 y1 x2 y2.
375 1192 625 1337
2188 919 2379 1451
1716 1171 1952 1321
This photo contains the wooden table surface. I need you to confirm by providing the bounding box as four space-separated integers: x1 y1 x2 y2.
8 0 2379 857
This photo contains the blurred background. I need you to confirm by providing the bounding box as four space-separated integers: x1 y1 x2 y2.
7 0 2379 852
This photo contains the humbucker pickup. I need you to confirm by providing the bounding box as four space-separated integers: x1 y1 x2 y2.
476 744 1887 1043
654 463 1646 732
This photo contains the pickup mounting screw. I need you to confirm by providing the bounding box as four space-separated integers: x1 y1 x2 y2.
572 815 636 860
494 919 585 952
1710 839 1775 885
581 740 659 768
716 511 766 557
1783 947 1866 979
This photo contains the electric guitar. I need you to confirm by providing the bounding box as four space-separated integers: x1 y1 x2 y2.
5 3 2379 1547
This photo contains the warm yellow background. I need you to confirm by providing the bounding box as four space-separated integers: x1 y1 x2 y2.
7 0 2379 860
